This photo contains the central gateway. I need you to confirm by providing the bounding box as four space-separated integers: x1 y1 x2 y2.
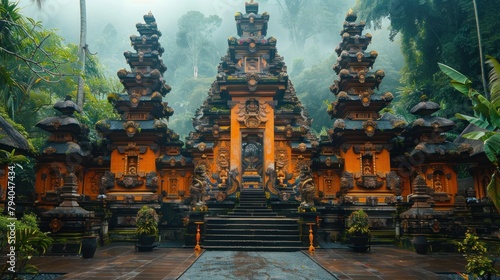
185 1 315 250
186 0 315 199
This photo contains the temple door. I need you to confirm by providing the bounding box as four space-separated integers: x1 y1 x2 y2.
241 134 263 188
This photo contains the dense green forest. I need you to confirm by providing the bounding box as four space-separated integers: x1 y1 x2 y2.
1 0 499 151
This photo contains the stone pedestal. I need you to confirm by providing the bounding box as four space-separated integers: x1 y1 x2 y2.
40 172 96 255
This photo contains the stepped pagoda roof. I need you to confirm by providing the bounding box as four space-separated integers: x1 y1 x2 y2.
187 1 315 149
235 0 269 38
326 10 405 142
405 100 472 159
97 12 181 147
36 96 88 157
406 100 456 135
135 12 162 37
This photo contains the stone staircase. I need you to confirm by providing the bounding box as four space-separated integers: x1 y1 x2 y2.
203 188 303 251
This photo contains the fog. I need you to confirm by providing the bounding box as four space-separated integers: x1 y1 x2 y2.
18 0 371 70
17 0 403 137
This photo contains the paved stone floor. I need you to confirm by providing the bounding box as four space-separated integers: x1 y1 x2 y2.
23 244 475 280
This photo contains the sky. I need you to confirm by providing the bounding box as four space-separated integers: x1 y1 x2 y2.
16 0 400 72
17 0 308 74
18 0 285 44
15 0 401 137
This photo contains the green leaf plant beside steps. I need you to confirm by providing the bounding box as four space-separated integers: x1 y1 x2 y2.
438 57 500 210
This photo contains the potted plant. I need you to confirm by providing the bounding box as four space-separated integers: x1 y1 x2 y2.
136 205 159 251
346 209 371 252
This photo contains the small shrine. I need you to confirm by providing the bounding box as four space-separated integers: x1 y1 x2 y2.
404 97 473 209
34 96 89 207
33 96 97 253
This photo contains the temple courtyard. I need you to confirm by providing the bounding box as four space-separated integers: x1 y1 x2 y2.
27 244 470 280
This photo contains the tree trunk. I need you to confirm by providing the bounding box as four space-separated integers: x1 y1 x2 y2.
472 0 488 99
76 0 86 108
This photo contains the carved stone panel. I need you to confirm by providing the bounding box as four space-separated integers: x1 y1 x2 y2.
323 170 336 198
236 98 269 128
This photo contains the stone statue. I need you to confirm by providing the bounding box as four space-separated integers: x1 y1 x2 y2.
298 165 316 207
190 165 208 207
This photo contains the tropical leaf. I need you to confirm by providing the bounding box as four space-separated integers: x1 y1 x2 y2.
484 133 500 165
487 171 500 211
455 113 492 130
450 80 471 96
462 131 486 140
438 63 472 87
489 108 500 129
486 56 500 110
0 149 29 164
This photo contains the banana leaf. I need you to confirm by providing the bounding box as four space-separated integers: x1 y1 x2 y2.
487 171 500 212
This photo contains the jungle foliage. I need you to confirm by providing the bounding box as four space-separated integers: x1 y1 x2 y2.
355 0 500 136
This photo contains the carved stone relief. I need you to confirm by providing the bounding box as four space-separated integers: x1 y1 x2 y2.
236 98 269 128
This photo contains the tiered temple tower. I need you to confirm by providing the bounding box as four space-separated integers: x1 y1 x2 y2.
185 1 317 202
324 10 406 205
95 12 183 238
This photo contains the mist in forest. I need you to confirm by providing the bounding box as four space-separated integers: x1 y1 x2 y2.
17 0 403 138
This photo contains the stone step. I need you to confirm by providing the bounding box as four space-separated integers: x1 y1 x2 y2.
201 245 304 252
204 234 299 241
204 188 302 251
227 213 280 217
239 198 267 202
206 217 298 224
236 204 268 208
205 223 299 230
232 208 274 212
205 228 299 235
203 239 303 248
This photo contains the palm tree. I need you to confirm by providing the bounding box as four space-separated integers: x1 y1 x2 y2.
472 0 488 99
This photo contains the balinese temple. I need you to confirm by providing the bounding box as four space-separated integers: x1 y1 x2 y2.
404 98 473 209
25 1 498 251
34 96 90 207
95 12 185 239
324 10 406 206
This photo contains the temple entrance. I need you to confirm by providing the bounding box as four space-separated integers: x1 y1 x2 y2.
241 134 263 188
